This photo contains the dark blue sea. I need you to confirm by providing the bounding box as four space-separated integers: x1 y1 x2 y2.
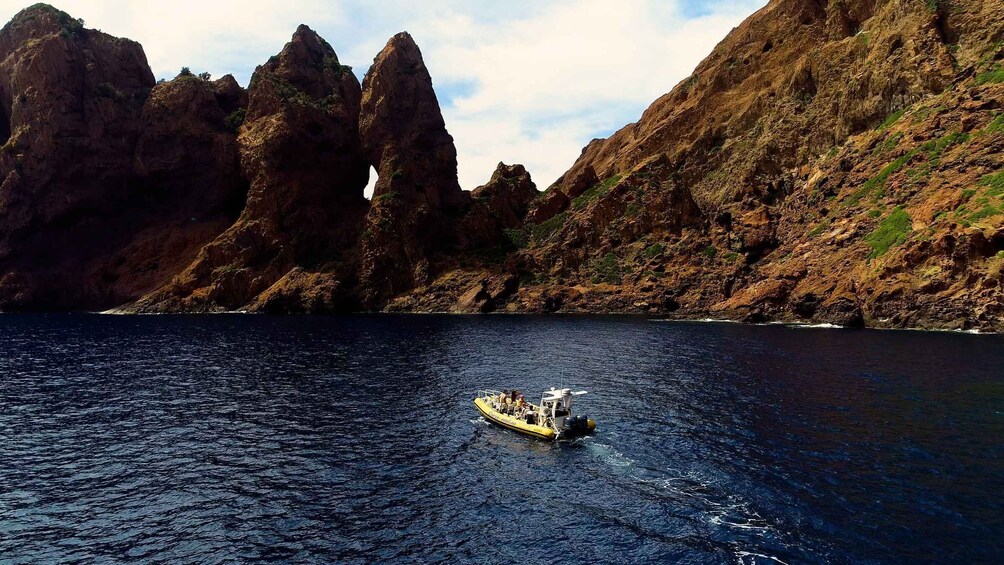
1 314 1002 564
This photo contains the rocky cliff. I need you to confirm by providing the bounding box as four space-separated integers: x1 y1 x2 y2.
393 0 1004 332
0 1 1002 332
0 4 148 309
357 32 468 305
132 25 370 313
0 4 249 310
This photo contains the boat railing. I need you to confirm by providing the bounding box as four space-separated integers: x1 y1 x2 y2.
479 389 503 400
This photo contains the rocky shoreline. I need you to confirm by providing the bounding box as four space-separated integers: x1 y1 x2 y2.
0 1 1001 332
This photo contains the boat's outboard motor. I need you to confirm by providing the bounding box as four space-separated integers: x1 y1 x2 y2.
565 414 589 432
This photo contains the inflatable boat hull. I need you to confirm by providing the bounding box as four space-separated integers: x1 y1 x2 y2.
474 397 595 440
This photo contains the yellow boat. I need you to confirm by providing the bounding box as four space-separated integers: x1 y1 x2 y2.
474 388 596 440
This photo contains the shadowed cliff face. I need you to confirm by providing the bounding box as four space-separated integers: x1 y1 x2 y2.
132 75 248 220
0 4 244 310
356 32 468 305
132 25 370 313
0 5 154 308
457 162 540 250
103 74 251 307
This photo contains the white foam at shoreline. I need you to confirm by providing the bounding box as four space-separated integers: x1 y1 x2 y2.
93 309 254 315
35 310 1004 335
782 322 843 329
649 317 741 324
649 317 998 335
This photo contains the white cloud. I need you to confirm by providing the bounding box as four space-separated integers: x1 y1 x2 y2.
0 0 765 194
0 0 347 82
408 0 765 190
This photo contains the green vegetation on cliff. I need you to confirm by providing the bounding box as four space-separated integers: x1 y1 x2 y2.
866 207 912 258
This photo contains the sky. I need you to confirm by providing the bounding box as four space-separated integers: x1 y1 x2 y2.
0 0 766 197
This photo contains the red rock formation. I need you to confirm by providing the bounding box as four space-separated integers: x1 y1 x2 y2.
359 32 464 209
132 24 369 312
132 75 248 219
527 154 704 279
0 4 154 308
0 1 1002 332
557 164 599 200
500 0 1003 330
457 162 539 249
356 32 467 305
526 190 570 224
90 74 252 306
556 0 966 213
394 0 1004 331
471 163 538 227
0 5 257 310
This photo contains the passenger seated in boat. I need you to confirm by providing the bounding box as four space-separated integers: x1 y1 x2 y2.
516 400 527 418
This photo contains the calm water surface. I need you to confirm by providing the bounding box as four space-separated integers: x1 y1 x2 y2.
1 314 1002 564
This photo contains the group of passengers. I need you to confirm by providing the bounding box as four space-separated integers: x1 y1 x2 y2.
494 389 528 416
